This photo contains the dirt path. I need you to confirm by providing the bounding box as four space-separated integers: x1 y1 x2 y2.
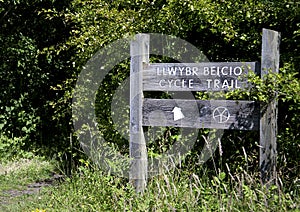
0 174 63 206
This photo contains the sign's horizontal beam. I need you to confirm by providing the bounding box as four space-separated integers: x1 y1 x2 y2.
142 99 259 130
143 62 257 91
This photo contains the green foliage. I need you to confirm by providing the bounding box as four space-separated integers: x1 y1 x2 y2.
0 135 35 161
0 34 41 111
225 66 300 103
0 0 74 159
224 62 300 184
3 166 299 211
0 34 42 158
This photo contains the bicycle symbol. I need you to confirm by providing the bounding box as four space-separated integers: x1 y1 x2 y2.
212 107 230 123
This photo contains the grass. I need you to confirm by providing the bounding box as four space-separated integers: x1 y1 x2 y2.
0 157 57 211
1 162 298 212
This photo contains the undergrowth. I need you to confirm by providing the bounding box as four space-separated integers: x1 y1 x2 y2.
6 164 299 212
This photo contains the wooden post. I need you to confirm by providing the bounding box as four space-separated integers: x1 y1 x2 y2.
130 34 149 193
260 28 280 185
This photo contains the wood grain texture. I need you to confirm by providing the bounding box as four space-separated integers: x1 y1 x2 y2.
143 99 259 130
143 62 257 91
130 34 149 193
260 28 280 185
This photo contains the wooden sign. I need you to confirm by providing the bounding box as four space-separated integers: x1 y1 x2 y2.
143 99 259 130
129 28 280 193
143 62 257 91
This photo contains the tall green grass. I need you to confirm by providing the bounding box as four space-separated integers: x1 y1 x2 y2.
9 164 299 212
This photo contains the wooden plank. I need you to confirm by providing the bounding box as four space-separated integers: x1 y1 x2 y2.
260 29 280 185
143 62 257 91
143 99 259 130
130 34 149 193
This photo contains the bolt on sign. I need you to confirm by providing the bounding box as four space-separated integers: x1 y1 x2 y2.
130 29 280 193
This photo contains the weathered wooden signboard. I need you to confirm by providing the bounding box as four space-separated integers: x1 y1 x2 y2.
143 99 259 130
130 29 280 193
143 62 257 91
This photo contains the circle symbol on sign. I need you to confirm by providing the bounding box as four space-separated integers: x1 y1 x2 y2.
213 107 230 123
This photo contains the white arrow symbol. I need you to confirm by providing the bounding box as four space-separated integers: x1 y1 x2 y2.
172 107 185 121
